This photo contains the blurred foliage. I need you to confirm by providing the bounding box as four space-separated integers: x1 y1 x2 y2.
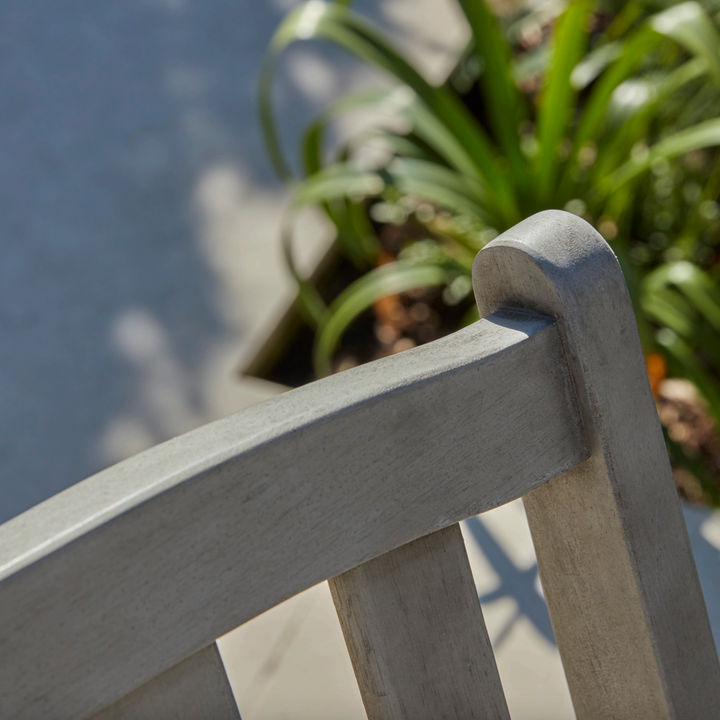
261 0 720 502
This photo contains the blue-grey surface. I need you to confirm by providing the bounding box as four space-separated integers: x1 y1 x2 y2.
2 1 258 520
683 503 720 653
1 0 468 523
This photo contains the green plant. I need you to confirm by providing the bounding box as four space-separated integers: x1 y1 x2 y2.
261 0 720 500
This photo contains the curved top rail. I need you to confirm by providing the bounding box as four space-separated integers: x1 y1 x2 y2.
0 309 586 720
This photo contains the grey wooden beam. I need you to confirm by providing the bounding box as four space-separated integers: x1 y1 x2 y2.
330 523 510 720
474 210 720 719
0 309 586 719
91 644 240 720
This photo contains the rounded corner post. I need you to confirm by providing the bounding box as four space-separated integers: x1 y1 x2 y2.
473 210 720 718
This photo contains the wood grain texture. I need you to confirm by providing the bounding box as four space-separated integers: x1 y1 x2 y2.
473 210 720 719
91 644 241 720
329 524 510 720
0 310 586 719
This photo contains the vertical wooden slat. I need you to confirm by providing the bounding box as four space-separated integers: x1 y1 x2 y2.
329 523 510 720
474 210 720 719
91 643 241 720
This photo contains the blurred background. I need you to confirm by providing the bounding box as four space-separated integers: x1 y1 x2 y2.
5 2 720 717
0 0 465 523
7 0 720 520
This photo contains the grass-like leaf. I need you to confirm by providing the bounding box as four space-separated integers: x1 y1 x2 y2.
387 157 494 223
456 0 526 185
572 1 720 181
567 27 658 167
293 164 384 205
643 261 720 433
597 117 720 196
301 87 395 176
649 1 720 85
259 0 519 222
645 262 720 333
535 0 590 201
586 59 708 195
281 164 387 325
313 261 449 376
571 41 623 90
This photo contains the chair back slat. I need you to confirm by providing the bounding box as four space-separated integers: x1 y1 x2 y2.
0 308 585 719
330 523 510 720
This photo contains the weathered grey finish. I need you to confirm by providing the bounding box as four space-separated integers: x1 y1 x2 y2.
474 210 720 719
329 523 510 720
91 644 241 720
0 309 585 719
4 209 716 718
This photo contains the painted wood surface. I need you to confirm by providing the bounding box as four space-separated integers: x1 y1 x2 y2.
91 644 241 720
0 309 586 719
330 523 510 720
474 210 720 719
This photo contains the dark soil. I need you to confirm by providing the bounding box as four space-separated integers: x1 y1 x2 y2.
260 257 473 388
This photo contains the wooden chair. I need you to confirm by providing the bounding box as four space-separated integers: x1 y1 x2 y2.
2 211 718 719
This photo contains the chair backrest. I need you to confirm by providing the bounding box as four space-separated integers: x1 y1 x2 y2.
1 211 718 720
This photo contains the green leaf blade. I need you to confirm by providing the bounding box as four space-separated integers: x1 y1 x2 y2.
313 261 449 376
598 118 720 196
455 0 526 183
649 1 720 85
259 1 519 222
535 0 590 200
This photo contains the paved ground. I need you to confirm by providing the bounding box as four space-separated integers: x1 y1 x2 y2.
0 0 466 524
